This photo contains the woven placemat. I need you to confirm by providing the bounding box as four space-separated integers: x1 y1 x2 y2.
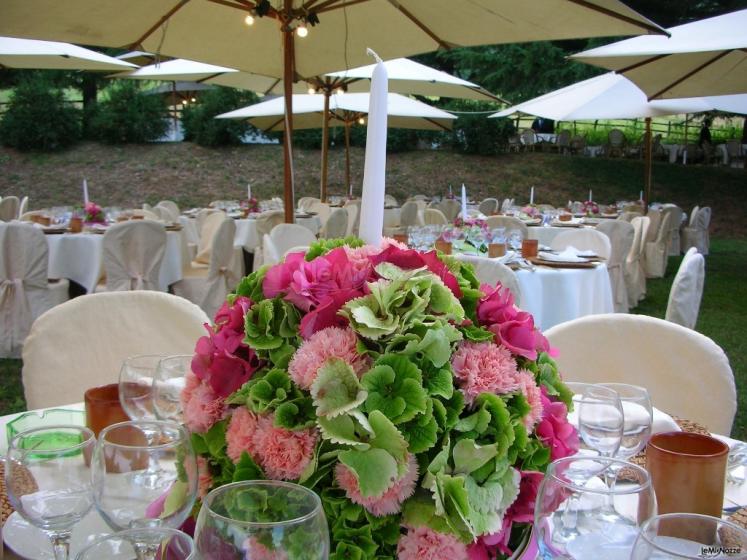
0 459 38 527
729 507 747 530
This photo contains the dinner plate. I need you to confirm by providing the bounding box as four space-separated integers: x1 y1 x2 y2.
3 510 111 559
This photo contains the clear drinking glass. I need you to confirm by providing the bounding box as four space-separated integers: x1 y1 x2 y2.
153 355 192 423
577 384 625 459
535 456 657 560
75 527 195 560
631 513 747 559
194 480 330 560
508 229 523 251
600 383 653 461
92 421 197 560
119 355 166 423
5 425 96 560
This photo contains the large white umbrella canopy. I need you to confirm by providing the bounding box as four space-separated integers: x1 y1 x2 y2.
703 94 747 116
0 36 136 70
490 72 709 121
0 0 664 222
571 9 747 100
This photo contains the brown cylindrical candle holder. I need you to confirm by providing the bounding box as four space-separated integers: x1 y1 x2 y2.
488 243 507 258
69 217 83 233
435 240 452 255
521 239 538 258
559 214 572 222
84 384 130 437
393 233 408 246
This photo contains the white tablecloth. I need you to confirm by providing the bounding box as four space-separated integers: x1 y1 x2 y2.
46 231 184 293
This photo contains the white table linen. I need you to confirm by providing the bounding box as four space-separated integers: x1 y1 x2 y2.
46 231 183 293
180 216 321 252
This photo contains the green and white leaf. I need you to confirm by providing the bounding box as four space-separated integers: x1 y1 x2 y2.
311 358 367 418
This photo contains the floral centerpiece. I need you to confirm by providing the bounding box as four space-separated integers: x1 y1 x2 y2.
181 237 578 560
581 201 600 216
519 206 539 219
83 201 105 224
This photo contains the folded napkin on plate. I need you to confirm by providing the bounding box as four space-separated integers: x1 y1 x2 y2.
538 246 590 263
567 401 680 435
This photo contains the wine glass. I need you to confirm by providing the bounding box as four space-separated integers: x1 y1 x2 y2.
194 480 330 559
631 513 747 559
535 456 657 560
153 355 192 423
120 355 167 423
5 425 96 560
75 527 195 560
600 383 653 461
577 384 625 460
92 420 197 560
508 229 523 251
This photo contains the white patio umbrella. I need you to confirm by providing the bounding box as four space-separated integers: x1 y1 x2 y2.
0 36 136 70
0 0 664 223
571 9 747 100
218 92 455 189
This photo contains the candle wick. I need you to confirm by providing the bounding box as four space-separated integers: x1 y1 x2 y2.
366 48 383 63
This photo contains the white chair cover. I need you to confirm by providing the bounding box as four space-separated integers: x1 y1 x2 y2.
485 216 529 238
0 222 69 358
22 291 208 408
385 195 399 207
478 198 499 215
267 224 317 265
133 208 161 221
666 248 705 330
298 197 320 211
195 208 220 234
644 211 674 278
344 203 359 237
399 201 422 228
308 201 331 226
321 207 349 239
501 198 515 212
624 216 650 306
158 200 181 219
0 196 20 222
645 209 662 244
438 199 461 222
545 314 736 434
662 204 685 256
155 203 179 223
252 210 285 270
18 196 28 218
101 221 167 292
617 212 639 223
424 208 448 225
597 221 635 313
681 206 711 255
454 254 522 308
550 229 612 260
194 211 227 265
689 206 700 227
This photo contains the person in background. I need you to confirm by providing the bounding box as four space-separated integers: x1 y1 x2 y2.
698 118 712 148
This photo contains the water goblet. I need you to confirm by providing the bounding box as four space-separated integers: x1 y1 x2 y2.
601 383 653 461
153 355 192 423
119 355 167 423
577 384 625 460
508 229 523 251
75 527 195 560
5 425 96 560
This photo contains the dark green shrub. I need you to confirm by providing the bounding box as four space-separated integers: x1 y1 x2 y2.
91 81 169 143
0 74 81 151
446 100 514 155
182 87 259 147
349 125 419 153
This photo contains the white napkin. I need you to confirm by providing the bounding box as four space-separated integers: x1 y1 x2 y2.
538 246 590 263
567 404 680 435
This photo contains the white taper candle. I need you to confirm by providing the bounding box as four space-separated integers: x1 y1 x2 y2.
83 178 89 205
461 184 468 220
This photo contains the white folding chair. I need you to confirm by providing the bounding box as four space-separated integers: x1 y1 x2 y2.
624 216 650 306
99 220 167 292
665 247 705 330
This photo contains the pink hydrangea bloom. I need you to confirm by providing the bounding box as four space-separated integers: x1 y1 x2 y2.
226 408 318 481
344 238 407 268
242 537 288 560
369 245 462 298
335 453 418 517
536 388 580 461
181 371 227 433
451 342 521 405
197 456 212 499
288 327 370 389
517 370 544 429
397 526 469 560
477 283 521 326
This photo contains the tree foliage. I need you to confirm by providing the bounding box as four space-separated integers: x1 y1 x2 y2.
182 87 260 147
90 81 169 143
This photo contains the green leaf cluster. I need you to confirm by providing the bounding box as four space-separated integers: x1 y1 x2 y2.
523 352 573 409
191 421 265 488
305 237 364 261
244 298 301 368
232 265 269 303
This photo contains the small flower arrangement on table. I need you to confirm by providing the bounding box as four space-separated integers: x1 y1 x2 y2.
181 237 578 560
581 200 600 216
520 206 539 219
83 202 105 224
240 197 260 215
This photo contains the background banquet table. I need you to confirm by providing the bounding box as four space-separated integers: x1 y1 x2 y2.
457 253 614 331
46 230 184 293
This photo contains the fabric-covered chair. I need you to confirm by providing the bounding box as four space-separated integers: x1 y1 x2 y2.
484 216 528 238
252 210 285 270
99 221 167 292
344 203 359 237
195 208 221 234
298 197 320 211
453 254 522 308
18 196 28 218
478 198 499 216
158 200 181 219
173 218 240 318
155 202 179 223
1 222 69 358
596 220 635 313
22 291 208 408
399 201 422 229
308 201 331 226
424 208 448 225
644 211 674 278
666 248 705 330
385 195 399 207
624 216 650 306
194 211 228 265
0 196 20 222
545 314 736 434
263 224 318 266
681 206 711 256
661 204 685 256
550 229 611 260
605 129 626 157
320 207 349 239
437 199 461 222
644 208 662 246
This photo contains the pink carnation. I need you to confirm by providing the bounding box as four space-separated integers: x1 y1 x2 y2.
517 370 544 429
288 327 370 389
226 408 318 481
397 526 469 560
181 371 227 433
344 238 407 268
451 342 521 405
242 537 288 560
197 456 212 499
335 453 418 517
536 388 580 461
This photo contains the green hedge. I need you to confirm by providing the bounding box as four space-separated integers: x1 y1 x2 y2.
182 87 260 147
90 81 169 144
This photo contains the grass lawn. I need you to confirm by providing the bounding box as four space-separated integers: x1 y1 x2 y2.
2 238 745 439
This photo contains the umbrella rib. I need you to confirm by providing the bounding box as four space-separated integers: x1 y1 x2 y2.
264 78 282 96
616 53 669 74
265 116 285 132
647 50 732 100
565 0 667 36
196 71 226 83
424 117 450 131
129 0 193 50
386 2 451 50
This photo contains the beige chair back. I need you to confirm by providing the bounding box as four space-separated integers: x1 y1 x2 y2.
195 208 220 233
597 220 635 313
308 201 331 225
689 205 700 227
645 209 662 243
666 248 705 330
424 208 448 225
298 197 320 211
0 196 20 222
399 201 420 228
478 198 499 216
18 196 28 218
661 204 685 255
321 207 349 239
344 203 359 237
194 211 228 265
624 216 650 306
484 216 528 238
550 229 611 260
546 314 735 434
158 200 180 218
385 194 399 207
102 221 167 292
203 218 239 318
268 224 317 265
155 202 179 222
644 211 673 278
22 291 209 408
255 210 285 239
438 199 461 222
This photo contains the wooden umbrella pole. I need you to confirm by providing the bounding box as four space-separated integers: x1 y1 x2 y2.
320 89 330 202
345 121 352 195
282 7 295 224
644 117 653 206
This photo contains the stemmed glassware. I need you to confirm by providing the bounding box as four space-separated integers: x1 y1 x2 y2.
5 425 96 560
194 480 330 559
75 527 195 560
535 456 657 559
119 355 166 423
91 420 197 560
508 229 523 251
600 383 653 462
152 355 192 423
577 384 625 460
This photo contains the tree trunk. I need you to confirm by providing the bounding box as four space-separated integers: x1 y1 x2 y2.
81 74 99 138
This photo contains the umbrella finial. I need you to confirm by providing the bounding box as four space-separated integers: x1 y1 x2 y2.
366 48 383 64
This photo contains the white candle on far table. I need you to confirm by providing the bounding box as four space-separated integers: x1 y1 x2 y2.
247 183 252 200
358 49 388 246
589 189 593 202
83 178 89 205
461 184 468 220
530 186 534 205
639 190 643 201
